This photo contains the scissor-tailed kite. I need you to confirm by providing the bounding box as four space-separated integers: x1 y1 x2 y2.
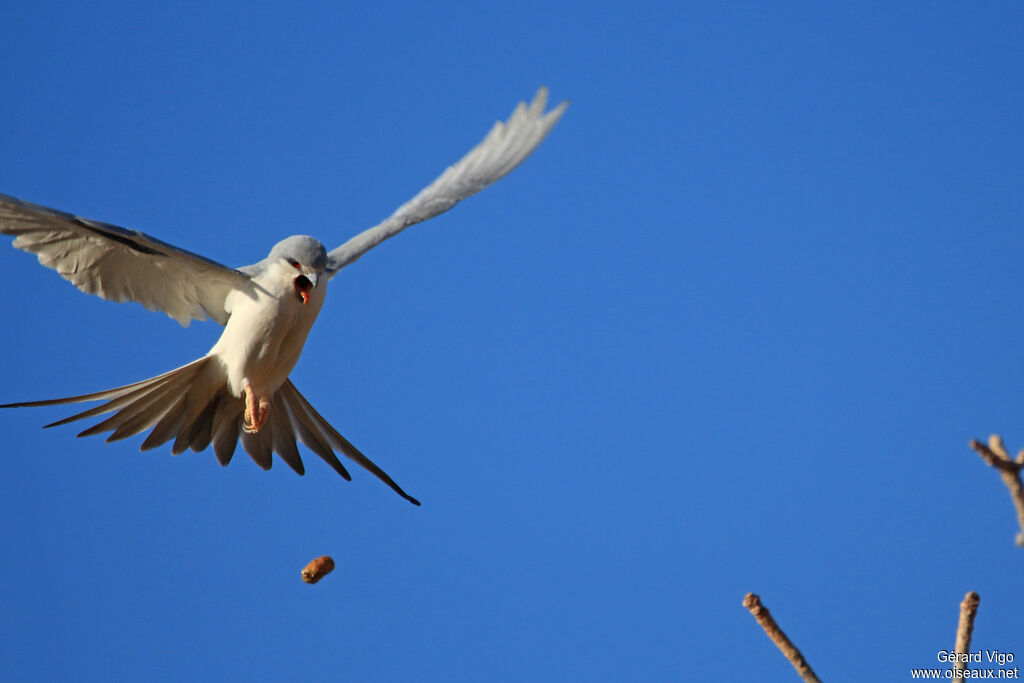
0 88 567 505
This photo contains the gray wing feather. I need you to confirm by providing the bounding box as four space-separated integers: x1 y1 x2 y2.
326 87 568 272
0 193 252 326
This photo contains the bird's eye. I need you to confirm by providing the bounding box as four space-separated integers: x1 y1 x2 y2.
287 259 301 268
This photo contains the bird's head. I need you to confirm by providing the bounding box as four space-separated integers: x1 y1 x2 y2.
268 235 328 305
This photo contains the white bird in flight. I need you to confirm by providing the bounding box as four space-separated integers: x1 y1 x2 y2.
0 87 567 506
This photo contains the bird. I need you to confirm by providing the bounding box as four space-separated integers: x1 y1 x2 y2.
0 87 568 506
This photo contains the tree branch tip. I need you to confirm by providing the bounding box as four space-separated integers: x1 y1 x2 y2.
989 434 1010 459
742 592 823 683
969 439 992 456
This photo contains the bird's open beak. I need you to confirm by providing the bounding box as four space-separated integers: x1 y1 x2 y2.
294 273 317 305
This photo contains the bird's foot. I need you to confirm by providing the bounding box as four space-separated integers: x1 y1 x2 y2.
243 385 271 434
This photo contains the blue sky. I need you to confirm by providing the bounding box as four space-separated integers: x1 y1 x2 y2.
1 2 1022 681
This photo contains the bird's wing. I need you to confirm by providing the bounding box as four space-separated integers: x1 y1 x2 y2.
0 193 252 326
326 86 568 273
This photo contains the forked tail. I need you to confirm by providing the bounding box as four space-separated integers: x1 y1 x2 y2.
0 358 420 505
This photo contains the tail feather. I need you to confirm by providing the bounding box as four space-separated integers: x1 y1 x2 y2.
270 399 305 475
106 380 188 442
183 390 225 454
0 359 209 411
140 394 187 451
278 381 420 506
170 367 230 455
172 396 214 455
78 372 192 439
241 421 273 470
2 361 420 505
129 358 223 452
75 388 168 438
276 382 351 480
45 377 172 429
280 390 346 478
210 393 242 465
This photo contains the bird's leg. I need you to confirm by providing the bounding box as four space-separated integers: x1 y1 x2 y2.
258 394 270 427
242 383 270 434
243 384 258 433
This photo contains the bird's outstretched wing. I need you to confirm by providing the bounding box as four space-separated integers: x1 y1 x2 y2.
326 86 568 273
0 193 252 326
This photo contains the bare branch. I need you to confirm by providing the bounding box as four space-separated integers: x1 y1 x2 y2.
969 435 1024 547
954 592 981 674
742 593 823 683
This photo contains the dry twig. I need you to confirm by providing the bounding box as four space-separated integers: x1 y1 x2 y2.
742 593 822 683
969 435 1024 547
954 592 981 674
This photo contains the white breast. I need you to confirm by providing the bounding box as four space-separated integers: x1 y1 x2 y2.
208 263 327 397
